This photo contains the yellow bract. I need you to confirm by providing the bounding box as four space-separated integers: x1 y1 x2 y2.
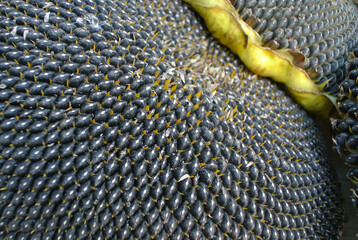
183 0 332 118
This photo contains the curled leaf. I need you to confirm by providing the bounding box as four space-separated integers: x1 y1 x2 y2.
183 0 332 118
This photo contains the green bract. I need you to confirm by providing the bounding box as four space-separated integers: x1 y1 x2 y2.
183 0 333 118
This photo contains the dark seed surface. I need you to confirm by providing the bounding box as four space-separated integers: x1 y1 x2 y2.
0 0 343 239
333 47 358 209
234 0 358 95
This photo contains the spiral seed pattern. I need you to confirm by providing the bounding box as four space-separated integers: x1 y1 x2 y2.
234 0 358 94
0 0 344 239
334 48 358 210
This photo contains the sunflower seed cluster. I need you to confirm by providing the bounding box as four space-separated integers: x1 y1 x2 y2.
333 48 358 209
0 0 343 239
234 0 358 94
